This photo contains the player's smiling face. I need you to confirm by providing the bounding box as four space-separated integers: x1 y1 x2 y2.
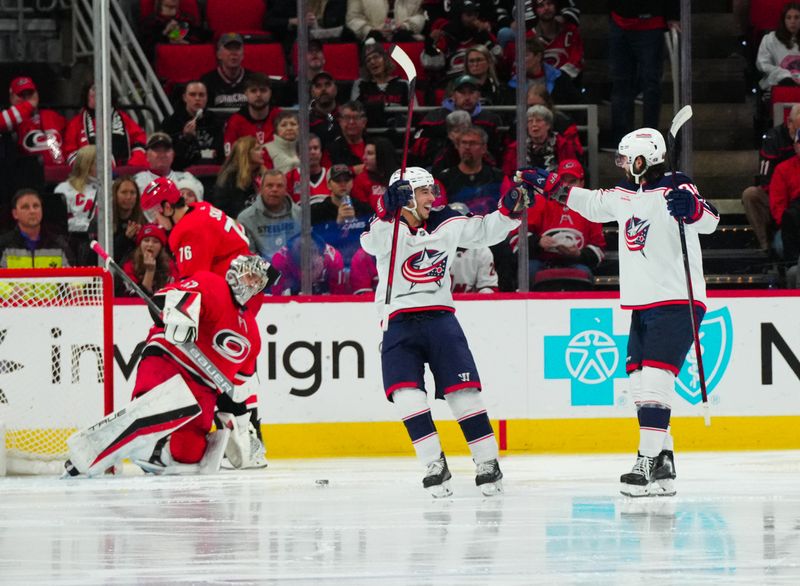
413 186 436 221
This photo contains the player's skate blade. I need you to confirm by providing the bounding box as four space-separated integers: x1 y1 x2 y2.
475 459 504 496
423 453 453 498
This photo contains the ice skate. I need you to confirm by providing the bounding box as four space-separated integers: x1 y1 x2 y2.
650 450 677 497
423 453 453 498
620 453 656 497
475 458 503 496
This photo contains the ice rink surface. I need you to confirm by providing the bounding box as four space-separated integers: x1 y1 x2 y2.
1 451 799 585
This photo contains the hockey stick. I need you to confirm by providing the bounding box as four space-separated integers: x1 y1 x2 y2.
90 240 235 397
666 106 710 427
382 45 417 331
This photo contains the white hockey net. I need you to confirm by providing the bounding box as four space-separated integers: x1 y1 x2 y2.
0 268 113 474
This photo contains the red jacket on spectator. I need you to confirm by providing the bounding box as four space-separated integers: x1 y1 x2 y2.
533 21 584 79
64 108 148 166
0 101 34 132
16 109 66 166
769 155 800 226
269 237 348 295
349 247 378 294
286 167 331 204
352 170 386 209
223 105 283 157
527 197 605 265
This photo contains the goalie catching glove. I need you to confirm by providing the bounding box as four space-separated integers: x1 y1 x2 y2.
161 289 201 344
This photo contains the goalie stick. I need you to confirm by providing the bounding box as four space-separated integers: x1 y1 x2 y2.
666 106 710 427
383 45 417 331
90 240 236 397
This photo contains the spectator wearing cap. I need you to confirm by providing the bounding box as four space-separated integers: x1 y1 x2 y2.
346 0 425 43
525 158 605 287
63 80 148 168
502 104 583 176
410 74 504 166
160 80 224 169
508 37 583 106
436 126 504 217
119 223 179 297
309 71 341 149
311 163 373 265
175 174 204 204
278 39 327 107
327 101 368 175
422 0 502 83
236 168 301 262
263 111 300 174
351 41 414 127
5 76 66 197
286 134 332 204
223 73 283 157
0 188 74 269
138 0 210 61
265 3 353 46
200 33 253 109
133 132 198 194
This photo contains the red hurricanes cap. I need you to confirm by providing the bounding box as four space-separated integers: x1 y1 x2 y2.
136 223 168 247
556 159 585 180
10 76 36 96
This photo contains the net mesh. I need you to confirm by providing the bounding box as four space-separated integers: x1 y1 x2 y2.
0 272 108 466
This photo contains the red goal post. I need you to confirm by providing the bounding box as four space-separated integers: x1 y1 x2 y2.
0 267 113 474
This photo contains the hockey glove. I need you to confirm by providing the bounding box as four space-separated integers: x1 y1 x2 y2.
543 173 571 205
162 289 201 345
514 167 550 194
499 185 531 218
376 179 413 221
666 188 702 222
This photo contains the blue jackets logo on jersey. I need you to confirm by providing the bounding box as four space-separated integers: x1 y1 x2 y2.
675 307 733 405
401 248 448 285
624 216 650 255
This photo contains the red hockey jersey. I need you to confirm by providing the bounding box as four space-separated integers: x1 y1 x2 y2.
223 106 283 157
63 108 148 166
15 108 66 165
527 197 605 263
169 202 251 278
146 271 262 389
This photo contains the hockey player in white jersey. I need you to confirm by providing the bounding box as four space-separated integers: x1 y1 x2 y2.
360 167 528 497
520 128 719 497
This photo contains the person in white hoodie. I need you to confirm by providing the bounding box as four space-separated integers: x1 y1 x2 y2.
236 168 301 262
757 2 800 90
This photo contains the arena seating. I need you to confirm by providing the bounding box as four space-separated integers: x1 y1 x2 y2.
205 0 267 39
139 0 201 22
242 43 288 80
155 43 216 89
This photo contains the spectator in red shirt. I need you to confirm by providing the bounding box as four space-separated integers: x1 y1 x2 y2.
286 134 331 204
223 73 282 157
352 136 398 209
525 159 605 286
768 128 800 262
532 0 584 84
349 247 378 294
63 81 148 167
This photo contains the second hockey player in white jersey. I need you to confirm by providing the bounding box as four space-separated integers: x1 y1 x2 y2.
360 167 527 497
520 128 719 498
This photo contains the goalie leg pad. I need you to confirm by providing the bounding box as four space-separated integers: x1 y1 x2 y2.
135 428 231 475
67 374 201 477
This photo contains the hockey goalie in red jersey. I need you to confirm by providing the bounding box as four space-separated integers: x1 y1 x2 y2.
64 255 279 477
140 176 269 470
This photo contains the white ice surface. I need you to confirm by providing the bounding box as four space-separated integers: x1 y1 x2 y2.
1 451 799 585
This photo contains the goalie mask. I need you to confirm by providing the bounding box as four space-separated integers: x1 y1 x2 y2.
615 128 666 184
226 255 277 305
388 167 439 220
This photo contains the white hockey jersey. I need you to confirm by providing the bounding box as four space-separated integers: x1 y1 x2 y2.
566 172 719 309
360 207 518 319
54 179 99 233
451 247 498 293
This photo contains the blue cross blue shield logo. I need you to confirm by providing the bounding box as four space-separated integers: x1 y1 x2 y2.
544 308 628 406
675 307 733 404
